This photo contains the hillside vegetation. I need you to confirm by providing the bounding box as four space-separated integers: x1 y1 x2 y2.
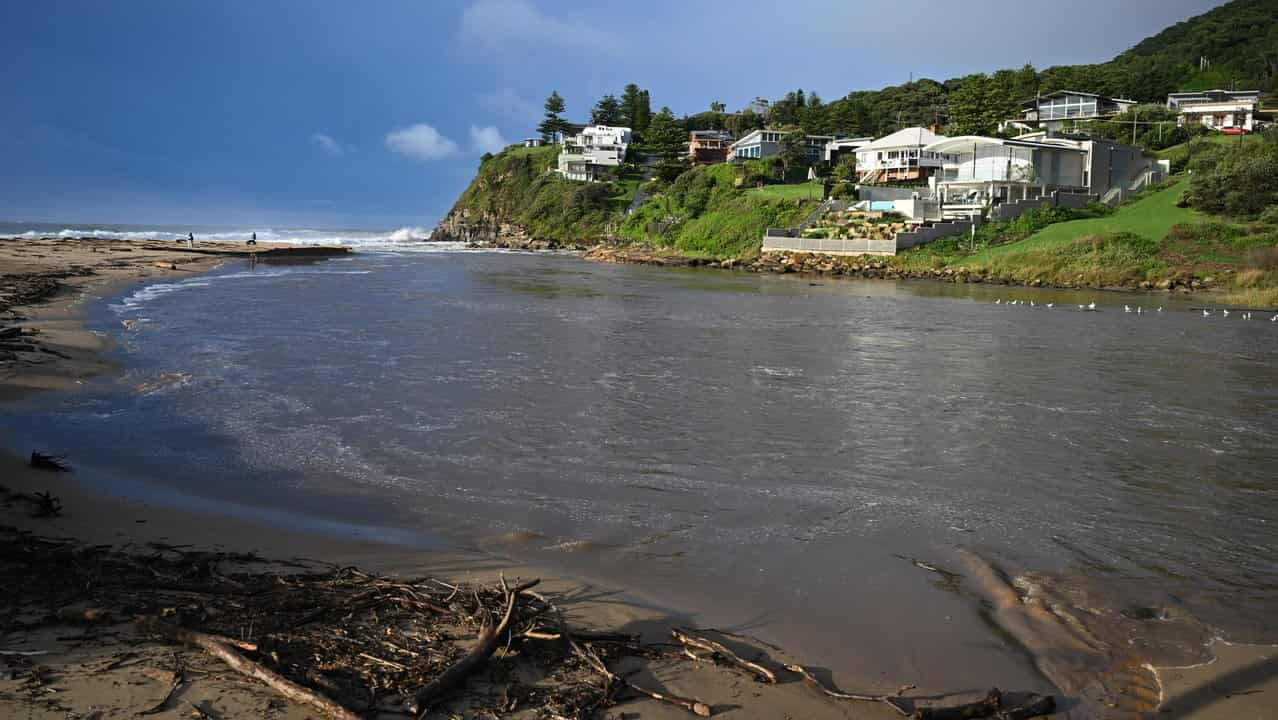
444 147 816 258
619 163 814 257
444 146 639 243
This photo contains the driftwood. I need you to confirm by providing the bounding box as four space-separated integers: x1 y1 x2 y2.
0 526 1057 720
571 638 712 717
785 663 911 716
139 663 185 716
912 688 1001 719
407 574 540 714
29 451 70 472
146 622 362 720
673 627 778 683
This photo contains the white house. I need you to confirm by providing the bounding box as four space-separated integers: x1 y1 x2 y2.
557 125 632 182
855 127 952 183
922 133 1163 214
1167 90 1260 131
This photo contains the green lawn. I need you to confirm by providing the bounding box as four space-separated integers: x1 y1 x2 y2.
1154 133 1251 159
748 183 823 201
967 177 1196 264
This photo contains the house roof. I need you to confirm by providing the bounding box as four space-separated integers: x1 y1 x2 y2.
924 135 1087 155
858 127 944 151
1020 90 1138 107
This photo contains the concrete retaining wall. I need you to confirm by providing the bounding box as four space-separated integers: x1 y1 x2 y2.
989 191 1096 221
894 220 974 249
761 235 897 256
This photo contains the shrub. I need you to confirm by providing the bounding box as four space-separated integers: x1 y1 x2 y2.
1260 205 1278 226
1187 139 1278 217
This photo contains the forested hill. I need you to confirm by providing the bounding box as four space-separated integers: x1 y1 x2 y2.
683 0 1277 139
1050 0 1278 98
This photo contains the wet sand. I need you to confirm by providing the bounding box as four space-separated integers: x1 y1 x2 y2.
2 237 1276 718
0 236 347 402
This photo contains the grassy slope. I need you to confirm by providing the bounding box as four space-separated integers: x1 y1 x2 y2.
895 177 1278 300
748 183 824 201
620 164 815 258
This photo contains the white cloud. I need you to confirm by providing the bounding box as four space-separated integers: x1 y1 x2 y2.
311 133 343 155
459 0 622 55
469 125 509 154
384 124 459 161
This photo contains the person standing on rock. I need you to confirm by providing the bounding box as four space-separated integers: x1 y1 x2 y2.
248 231 257 246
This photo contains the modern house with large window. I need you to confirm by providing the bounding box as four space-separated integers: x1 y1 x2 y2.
922 133 1162 217
556 125 632 182
728 129 834 163
854 127 953 183
688 130 734 164
1004 91 1137 132
1167 90 1260 131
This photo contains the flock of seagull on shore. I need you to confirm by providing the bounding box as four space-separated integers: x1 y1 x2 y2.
993 297 1278 321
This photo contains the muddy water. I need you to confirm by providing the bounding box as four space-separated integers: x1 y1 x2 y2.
5 248 1277 711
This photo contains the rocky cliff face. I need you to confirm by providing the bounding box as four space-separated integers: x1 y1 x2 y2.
433 206 592 251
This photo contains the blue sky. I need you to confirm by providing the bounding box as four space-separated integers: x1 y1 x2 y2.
1 0 1223 230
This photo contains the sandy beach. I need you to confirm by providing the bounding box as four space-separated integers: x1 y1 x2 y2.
2 237 1276 719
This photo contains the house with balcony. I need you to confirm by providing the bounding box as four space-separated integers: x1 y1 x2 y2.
1004 91 1137 133
1167 90 1261 131
556 124 632 182
854 127 952 183
688 130 734 164
728 129 834 164
922 134 1163 218
823 136 874 165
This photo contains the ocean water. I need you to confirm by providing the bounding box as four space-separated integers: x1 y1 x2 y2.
0 221 432 248
4 249 1278 696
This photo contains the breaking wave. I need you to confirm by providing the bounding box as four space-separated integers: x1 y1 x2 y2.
0 224 433 248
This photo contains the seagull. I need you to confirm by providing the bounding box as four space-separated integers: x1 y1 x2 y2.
1137 306 1143 314
1203 309 1211 317
1046 303 1054 308
1272 314 1277 322
1244 312 1252 320
995 299 1002 304
1223 308 1230 317
1030 301 1036 307
1157 307 1163 312
1078 304 1086 310
1087 302 1097 311
1124 305 1132 313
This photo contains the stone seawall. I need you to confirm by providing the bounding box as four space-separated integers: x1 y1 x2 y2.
585 246 1210 293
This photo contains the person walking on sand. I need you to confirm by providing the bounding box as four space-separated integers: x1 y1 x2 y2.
187 232 194 249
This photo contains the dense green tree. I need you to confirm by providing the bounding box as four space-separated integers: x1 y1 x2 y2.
1187 136 1278 217
591 94 623 125
945 74 1014 136
645 106 686 162
798 93 829 135
710 101 726 113
537 91 570 142
777 130 810 174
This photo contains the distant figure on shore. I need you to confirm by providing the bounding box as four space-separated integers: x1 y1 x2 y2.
248 231 257 246
187 232 194 249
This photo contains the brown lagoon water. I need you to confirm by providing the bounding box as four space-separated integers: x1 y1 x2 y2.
4 248 1277 699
